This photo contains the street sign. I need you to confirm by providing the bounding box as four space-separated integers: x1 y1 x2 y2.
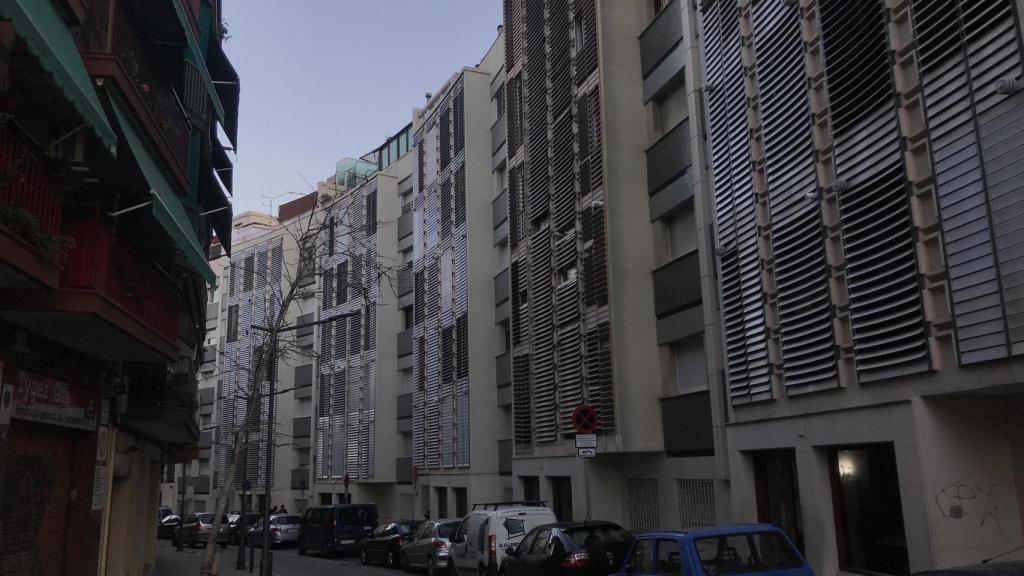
575 433 597 449
571 404 599 434
577 447 596 458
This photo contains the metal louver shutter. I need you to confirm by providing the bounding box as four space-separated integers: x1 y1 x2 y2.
512 354 532 446
819 0 929 381
703 0 772 404
440 109 451 171
913 0 1023 362
454 90 465 154
323 267 334 309
753 0 837 393
440 179 453 239
669 206 697 259
657 81 688 134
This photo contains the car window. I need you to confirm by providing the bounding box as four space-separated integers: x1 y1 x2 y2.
455 518 470 543
693 532 802 575
532 529 553 557
438 521 460 539
517 528 541 555
273 515 300 525
656 539 682 575
564 524 634 547
503 517 526 539
628 539 657 575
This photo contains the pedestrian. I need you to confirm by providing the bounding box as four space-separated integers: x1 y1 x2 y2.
270 505 278 515
423 510 431 521
279 505 288 514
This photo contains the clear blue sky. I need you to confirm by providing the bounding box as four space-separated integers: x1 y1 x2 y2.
222 0 503 214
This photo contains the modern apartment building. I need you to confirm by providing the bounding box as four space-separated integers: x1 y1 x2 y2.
501 0 728 530
313 130 415 519
407 31 511 520
699 0 1024 574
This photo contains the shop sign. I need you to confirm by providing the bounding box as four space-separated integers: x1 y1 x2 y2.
13 370 97 431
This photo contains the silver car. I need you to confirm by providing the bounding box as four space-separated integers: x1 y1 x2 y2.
248 514 302 547
400 519 461 576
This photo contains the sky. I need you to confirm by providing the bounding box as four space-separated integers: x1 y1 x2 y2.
221 0 503 215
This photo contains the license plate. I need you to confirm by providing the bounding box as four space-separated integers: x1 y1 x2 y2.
340 539 355 544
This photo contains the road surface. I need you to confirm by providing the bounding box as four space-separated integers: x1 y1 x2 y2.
153 539 399 576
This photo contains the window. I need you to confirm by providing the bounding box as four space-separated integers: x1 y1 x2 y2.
668 205 696 259
655 80 687 137
518 528 542 555
323 267 334 309
656 539 681 574
575 17 585 52
403 307 413 330
328 216 335 256
337 261 348 305
226 305 239 343
673 335 707 393
366 190 377 236
693 532 802 575
229 263 237 296
456 314 468 379
627 539 656 574
495 84 505 117
243 254 254 292
453 487 468 517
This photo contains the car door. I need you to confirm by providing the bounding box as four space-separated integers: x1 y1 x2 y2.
413 522 434 566
624 538 658 576
502 528 538 576
520 528 553 576
655 538 683 575
451 515 474 575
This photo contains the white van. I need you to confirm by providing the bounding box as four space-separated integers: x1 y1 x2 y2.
448 503 557 576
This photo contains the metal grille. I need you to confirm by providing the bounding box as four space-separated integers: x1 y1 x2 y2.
678 479 716 528
440 109 451 171
454 90 465 154
819 0 929 381
455 166 466 225
625 479 660 533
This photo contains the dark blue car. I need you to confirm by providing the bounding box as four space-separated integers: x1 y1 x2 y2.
616 524 812 576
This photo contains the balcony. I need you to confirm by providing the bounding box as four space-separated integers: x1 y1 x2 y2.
76 0 192 188
398 264 414 297
293 416 311 438
294 364 313 399
647 121 694 221
496 351 511 389
653 251 703 344
398 328 413 359
121 369 199 445
660 392 714 457
640 0 683 77
0 219 180 361
0 129 65 289
198 429 213 448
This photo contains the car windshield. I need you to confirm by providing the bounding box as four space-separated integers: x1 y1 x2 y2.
564 525 634 547
694 532 802 575
437 521 460 539
273 515 301 525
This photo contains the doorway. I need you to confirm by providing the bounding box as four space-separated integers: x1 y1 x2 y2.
435 487 448 518
754 449 804 551
830 444 909 576
549 476 573 521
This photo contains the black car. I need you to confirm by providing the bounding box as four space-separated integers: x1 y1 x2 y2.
500 521 634 576
228 512 263 545
297 504 379 556
359 520 421 568
914 562 1024 575
157 514 180 540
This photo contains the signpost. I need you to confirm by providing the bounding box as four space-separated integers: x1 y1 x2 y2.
571 404 599 521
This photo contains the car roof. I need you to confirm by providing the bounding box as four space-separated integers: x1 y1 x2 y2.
538 521 622 530
913 562 1024 575
637 524 781 539
472 506 553 515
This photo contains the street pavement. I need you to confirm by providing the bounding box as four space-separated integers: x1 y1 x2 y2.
153 539 399 576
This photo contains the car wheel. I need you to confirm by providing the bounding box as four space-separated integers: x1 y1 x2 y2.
427 556 438 576
360 547 369 565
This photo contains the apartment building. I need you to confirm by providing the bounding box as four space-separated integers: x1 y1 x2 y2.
699 0 1024 574
0 1 238 574
407 31 511 520
500 0 728 530
313 132 415 519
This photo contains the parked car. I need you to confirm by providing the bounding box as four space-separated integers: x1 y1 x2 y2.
449 502 557 576
500 521 634 576
913 562 1024 575
297 503 379 556
174 513 230 549
401 518 462 576
227 512 262 545
158 506 173 521
157 515 181 540
247 514 303 548
614 525 811 576
360 520 422 567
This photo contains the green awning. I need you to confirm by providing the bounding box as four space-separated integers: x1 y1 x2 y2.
172 0 225 122
109 97 215 285
0 0 117 154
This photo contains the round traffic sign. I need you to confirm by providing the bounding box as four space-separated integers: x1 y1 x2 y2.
571 404 599 434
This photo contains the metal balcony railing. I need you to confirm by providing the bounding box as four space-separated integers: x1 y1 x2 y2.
639 0 683 78
0 129 63 237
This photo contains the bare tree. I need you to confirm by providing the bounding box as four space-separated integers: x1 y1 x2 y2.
198 178 398 576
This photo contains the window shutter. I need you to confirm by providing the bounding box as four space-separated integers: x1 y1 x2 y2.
668 206 697 259
657 81 687 134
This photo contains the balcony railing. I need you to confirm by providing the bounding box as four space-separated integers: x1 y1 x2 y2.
77 0 191 179
640 0 683 78
398 263 414 296
646 119 691 196
0 129 63 237
496 351 511 388
492 113 507 154
61 220 178 343
653 251 701 318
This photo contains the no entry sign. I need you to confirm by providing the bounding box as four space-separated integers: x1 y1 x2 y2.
571 404 599 434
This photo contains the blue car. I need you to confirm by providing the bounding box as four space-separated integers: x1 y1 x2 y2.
616 524 812 576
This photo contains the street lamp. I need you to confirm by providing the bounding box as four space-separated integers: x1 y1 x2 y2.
249 311 358 576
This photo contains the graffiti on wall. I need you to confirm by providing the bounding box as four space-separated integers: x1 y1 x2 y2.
935 481 1001 533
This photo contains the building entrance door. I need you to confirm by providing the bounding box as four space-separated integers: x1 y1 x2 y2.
754 449 803 551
